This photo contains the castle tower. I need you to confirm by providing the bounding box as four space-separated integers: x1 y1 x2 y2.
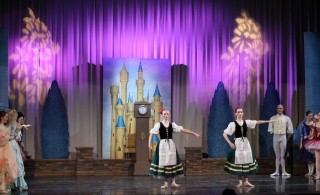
143 90 149 102
115 115 126 159
126 96 136 149
136 62 145 102
151 83 163 123
110 85 119 159
120 64 129 122
127 95 135 114
115 97 125 117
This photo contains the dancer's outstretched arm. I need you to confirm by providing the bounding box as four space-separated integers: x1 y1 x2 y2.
256 120 276 125
181 128 200 137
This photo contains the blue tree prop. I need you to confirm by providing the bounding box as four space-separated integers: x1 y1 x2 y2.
259 82 280 157
41 80 69 159
207 82 233 158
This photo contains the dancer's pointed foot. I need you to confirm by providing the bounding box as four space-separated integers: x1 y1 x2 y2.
243 180 255 187
236 180 243 187
161 182 168 189
171 182 180 188
270 172 279 176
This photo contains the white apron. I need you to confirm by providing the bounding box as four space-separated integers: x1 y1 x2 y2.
234 137 253 164
158 139 177 166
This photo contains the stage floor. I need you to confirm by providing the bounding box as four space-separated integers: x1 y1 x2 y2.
18 175 320 195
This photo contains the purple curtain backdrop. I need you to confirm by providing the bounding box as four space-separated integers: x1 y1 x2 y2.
0 0 319 158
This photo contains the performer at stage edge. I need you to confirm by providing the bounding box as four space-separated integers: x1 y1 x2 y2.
0 111 17 194
268 104 293 176
304 114 320 179
16 112 31 161
299 111 315 177
223 107 274 188
7 109 30 191
148 108 200 189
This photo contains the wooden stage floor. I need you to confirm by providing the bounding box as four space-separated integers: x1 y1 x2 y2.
13 175 320 195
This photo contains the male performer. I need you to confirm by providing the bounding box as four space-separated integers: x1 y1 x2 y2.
268 104 293 176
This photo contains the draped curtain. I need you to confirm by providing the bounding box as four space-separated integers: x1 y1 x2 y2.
0 0 319 158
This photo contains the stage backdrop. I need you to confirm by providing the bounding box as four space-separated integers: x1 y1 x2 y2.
1 0 319 158
102 58 171 159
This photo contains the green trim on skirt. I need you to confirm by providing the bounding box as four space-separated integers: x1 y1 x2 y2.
224 149 259 176
149 143 184 178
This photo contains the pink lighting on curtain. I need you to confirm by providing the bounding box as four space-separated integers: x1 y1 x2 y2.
221 11 267 106
9 8 59 106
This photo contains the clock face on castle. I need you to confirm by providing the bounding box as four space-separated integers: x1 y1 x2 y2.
134 101 151 118
138 105 148 115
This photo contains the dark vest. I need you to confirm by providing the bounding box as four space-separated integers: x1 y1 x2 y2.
159 122 173 139
234 121 247 138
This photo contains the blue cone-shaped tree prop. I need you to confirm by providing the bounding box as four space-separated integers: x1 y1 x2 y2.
41 80 69 159
259 82 280 157
207 82 233 158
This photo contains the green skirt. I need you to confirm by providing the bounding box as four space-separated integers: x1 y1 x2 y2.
149 143 184 178
224 149 259 176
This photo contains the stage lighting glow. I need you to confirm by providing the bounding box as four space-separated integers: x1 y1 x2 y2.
221 11 267 105
9 8 60 106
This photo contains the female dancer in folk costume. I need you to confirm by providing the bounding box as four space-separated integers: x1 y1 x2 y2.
303 113 320 179
0 111 18 194
7 110 30 191
148 109 200 189
223 107 275 187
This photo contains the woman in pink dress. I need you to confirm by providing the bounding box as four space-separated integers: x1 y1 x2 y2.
0 111 18 194
304 114 320 179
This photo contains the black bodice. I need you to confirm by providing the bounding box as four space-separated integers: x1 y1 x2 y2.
159 122 173 139
234 121 247 138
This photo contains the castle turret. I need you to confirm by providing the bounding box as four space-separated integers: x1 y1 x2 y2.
136 62 145 102
115 97 125 117
115 115 126 159
126 96 136 149
120 64 129 122
127 95 134 113
143 90 149 102
151 83 163 123
110 85 119 159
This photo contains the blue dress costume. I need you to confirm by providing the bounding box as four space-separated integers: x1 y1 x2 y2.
300 122 315 163
149 122 184 178
224 120 259 176
9 123 28 190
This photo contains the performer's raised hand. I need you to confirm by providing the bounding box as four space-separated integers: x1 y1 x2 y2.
22 124 32 129
193 132 201 137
